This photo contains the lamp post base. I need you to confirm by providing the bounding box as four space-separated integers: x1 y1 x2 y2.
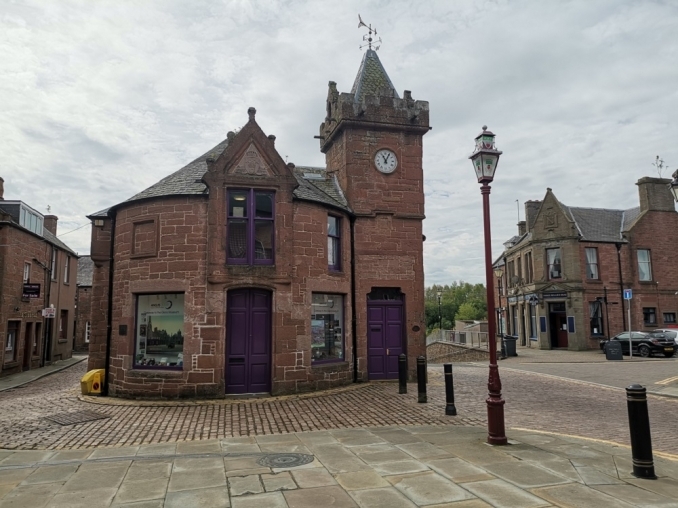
486 363 507 445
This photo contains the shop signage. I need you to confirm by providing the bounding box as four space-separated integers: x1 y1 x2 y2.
42 307 56 318
543 291 567 299
22 283 40 299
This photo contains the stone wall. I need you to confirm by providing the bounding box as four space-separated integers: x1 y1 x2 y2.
426 341 490 363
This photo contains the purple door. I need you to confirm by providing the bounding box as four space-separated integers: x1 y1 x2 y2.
226 289 272 394
367 302 404 380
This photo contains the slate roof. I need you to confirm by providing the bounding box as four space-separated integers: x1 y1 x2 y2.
350 49 399 103
561 205 626 242
89 138 351 216
125 138 230 203
622 206 641 231
77 255 94 286
43 229 78 256
291 167 351 212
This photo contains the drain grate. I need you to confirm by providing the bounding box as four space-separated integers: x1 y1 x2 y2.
44 410 109 426
257 453 314 468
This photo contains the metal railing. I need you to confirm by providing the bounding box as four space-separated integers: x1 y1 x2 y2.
427 329 499 350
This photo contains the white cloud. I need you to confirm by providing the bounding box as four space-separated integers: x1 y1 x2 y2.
1 0 676 281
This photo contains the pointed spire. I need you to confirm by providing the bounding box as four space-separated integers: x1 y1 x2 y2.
350 49 399 103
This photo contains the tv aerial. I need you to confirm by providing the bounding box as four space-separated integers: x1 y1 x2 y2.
358 14 381 51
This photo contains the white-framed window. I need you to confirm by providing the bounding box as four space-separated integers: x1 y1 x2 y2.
23 262 31 283
5 321 20 362
546 248 562 280
589 301 604 336
637 249 652 281
64 255 70 284
643 307 657 325
585 248 599 280
85 321 91 343
50 249 57 281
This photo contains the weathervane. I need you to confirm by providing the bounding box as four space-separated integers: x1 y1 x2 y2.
358 14 381 51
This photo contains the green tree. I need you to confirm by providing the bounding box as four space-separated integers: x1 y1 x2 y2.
424 282 487 334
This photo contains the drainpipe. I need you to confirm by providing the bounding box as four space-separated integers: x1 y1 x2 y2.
350 215 358 383
615 243 626 331
102 213 116 396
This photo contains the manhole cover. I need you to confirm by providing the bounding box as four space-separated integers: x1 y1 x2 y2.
44 410 109 426
257 453 314 468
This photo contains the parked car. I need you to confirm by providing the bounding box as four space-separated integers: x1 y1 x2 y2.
646 329 678 355
600 331 676 358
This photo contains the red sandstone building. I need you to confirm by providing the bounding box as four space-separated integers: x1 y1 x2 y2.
494 177 678 351
87 50 430 398
74 255 94 353
0 178 78 377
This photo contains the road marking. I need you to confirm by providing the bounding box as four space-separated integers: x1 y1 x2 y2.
655 375 678 385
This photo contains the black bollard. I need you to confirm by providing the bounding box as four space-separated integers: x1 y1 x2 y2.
626 384 657 479
398 354 407 394
417 356 427 403
444 363 457 415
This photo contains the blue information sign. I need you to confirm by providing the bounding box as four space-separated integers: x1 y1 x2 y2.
623 289 633 300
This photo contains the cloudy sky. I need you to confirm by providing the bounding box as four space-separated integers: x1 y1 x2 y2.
2 0 677 285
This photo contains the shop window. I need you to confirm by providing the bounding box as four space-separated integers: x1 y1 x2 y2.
529 304 537 338
5 321 19 363
585 248 599 280
643 307 657 326
664 313 676 324
328 216 341 271
227 190 274 265
637 249 652 281
546 248 562 280
134 293 184 369
589 302 603 336
311 294 344 363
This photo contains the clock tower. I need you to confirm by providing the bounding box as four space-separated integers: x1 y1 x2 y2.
318 48 430 381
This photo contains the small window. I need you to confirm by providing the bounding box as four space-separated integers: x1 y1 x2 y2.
50 249 57 281
589 302 603 336
643 307 657 326
227 190 274 265
64 256 70 284
637 249 652 281
585 248 599 280
85 321 91 343
525 252 533 283
23 262 31 283
663 313 676 324
546 248 562 280
311 294 344 363
5 321 20 363
328 216 341 271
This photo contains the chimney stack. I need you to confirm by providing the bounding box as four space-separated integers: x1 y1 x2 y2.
637 177 675 212
0 177 4 200
518 221 526 236
44 215 58 235
524 200 542 233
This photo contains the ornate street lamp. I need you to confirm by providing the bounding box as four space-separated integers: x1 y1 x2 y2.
437 290 443 338
469 126 507 445
669 170 678 203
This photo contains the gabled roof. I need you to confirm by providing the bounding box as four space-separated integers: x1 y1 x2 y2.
561 205 625 242
124 139 230 204
291 167 351 213
77 255 94 286
350 49 399 103
43 229 78 256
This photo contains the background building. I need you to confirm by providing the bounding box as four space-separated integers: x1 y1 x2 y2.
87 50 429 398
0 177 78 377
74 255 93 353
495 177 678 350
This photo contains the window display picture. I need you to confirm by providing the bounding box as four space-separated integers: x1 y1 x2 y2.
135 293 185 368
311 294 344 363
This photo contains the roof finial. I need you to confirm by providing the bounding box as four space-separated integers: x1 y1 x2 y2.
358 14 381 51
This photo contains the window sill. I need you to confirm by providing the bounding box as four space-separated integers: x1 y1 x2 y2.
128 369 184 378
312 361 349 370
57 339 68 344
638 281 655 284
327 269 344 277
586 279 602 284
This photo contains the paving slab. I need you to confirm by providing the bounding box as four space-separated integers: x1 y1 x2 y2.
20 465 78 485
311 445 370 474
164 486 230 508
572 466 625 485
0 451 55 466
228 474 264 496
424 457 492 483
439 443 519 466
167 467 226 492
111 500 165 508
386 471 476 505
88 447 139 460
223 456 264 472
125 461 172 481
259 443 312 454
173 456 224 472
283 485 357 508
60 465 129 492
49 486 118 508
136 444 177 457
482 461 571 488
349 486 417 508
462 478 552 508
335 470 389 490
625 477 678 499
220 443 261 454
0 468 35 486
231 491 286 508
261 472 297 492
348 444 412 464
396 442 451 459
369 429 423 445
175 440 222 455
113 478 169 504
290 468 337 488
593 483 678 507
371 460 430 476
532 483 636 508
0 482 62 508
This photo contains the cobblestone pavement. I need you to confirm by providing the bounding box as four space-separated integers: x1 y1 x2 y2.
2 361 678 456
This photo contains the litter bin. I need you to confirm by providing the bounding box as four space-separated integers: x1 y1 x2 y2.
503 335 518 357
81 369 105 395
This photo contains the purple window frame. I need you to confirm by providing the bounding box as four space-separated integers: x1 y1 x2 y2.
227 189 275 266
328 215 341 271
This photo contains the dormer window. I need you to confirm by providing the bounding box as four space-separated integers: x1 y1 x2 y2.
227 189 275 265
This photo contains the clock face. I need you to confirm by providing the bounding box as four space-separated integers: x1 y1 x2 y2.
374 149 398 174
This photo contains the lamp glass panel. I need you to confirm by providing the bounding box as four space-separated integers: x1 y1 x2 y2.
482 154 498 179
